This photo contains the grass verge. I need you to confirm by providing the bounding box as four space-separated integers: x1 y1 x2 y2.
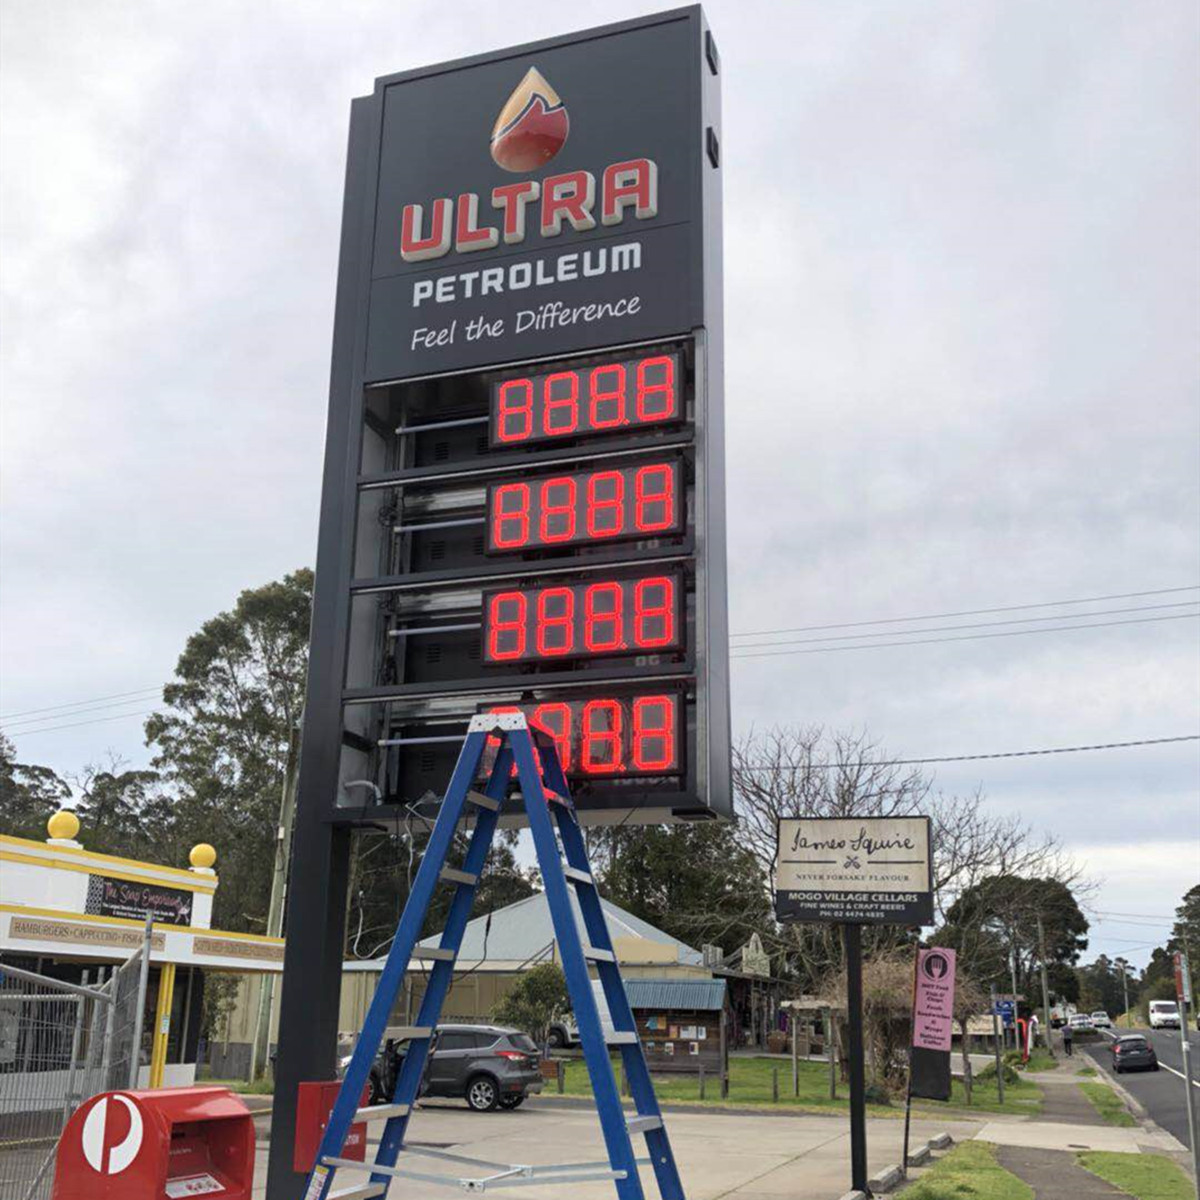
1020 1049 1058 1072
557 1055 1041 1116
1078 1151 1193 1200
1078 1067 1097 1077
203 1076 275 1094
902 1141 1033 1200
1079 1081 1136 1127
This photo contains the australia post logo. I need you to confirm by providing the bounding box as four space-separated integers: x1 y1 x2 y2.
79 1093 145 1175
399 66 658 308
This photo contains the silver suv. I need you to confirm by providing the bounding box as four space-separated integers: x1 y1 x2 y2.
369 1024 544 1112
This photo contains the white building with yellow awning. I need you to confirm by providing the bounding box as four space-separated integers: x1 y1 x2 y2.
0 810 283 1088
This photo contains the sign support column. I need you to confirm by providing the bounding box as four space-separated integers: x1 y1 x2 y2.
843 922 868 1196
1174 950 1199 1190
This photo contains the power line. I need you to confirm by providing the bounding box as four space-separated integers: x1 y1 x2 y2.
1094 910 1176 920
4 710 155 738
730 612 1199 659
0 686 162 721
741 734 1199 771
730 584 1200 640
731 601 1198 651
1 693 168 731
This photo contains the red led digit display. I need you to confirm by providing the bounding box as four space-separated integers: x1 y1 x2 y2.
484 693 681 777
491 351 681 447
487 460 682 553
483 573 682 663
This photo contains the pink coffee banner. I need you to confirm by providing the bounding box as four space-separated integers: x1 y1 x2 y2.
913 948 956 1052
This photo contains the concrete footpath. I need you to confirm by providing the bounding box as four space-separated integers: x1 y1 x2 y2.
246 1056 1191 1199
249 1101 981 1198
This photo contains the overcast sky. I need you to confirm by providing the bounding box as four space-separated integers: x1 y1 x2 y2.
2 0 1197 969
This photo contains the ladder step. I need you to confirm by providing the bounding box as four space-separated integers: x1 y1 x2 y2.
545 790 572 807
627 1115 663 1136
583 946 615 963
329 1186 386 1200
412 945 455 961
439 866 478 885
606 1031 639 1045
562 866 593 885
467 790 500 811
354 1102 410 1122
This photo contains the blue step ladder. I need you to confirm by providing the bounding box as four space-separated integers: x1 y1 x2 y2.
304 712 686 1200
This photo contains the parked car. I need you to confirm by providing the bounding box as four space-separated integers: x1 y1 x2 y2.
1090 1011 1112 1029
364 1024 543 1112
1111 1034 1159 1073
1149 1000 1181 1030
548 982 614 1048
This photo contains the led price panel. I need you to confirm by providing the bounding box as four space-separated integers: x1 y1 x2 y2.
487 694 681 776
490 350 682 447
487 460 683 552
483 572 682 663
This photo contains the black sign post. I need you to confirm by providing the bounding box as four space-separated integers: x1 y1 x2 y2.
267 10 726 1197
775 817 934 1197
842 922 868 1193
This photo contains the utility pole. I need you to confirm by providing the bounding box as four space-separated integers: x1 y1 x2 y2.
250 719 301 1082
1036 913 1054 1055
1010 945 1020 1051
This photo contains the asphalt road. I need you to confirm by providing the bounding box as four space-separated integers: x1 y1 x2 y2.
1084 1024 1200 1151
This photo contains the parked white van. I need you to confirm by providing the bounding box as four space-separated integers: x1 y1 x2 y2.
1149 1000 1181 1029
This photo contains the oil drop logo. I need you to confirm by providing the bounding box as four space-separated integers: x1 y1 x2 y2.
490 67 569 172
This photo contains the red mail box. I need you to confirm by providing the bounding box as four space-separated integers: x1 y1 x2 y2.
52 1086 254 1200
293 1081 369 1173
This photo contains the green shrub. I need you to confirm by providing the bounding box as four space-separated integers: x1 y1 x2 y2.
977 1061 1021 1085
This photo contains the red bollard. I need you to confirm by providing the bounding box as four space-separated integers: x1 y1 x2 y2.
52 1086 254 1200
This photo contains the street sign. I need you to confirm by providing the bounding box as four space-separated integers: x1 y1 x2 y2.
301 7 728 827
1175 950 1193 1006
992 999 1016 1027
773 817 934 925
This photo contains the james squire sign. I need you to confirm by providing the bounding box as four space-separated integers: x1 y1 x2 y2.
774 817 934 926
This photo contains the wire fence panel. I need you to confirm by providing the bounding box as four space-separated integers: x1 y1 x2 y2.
0 942 149 1200
104 945 148 1093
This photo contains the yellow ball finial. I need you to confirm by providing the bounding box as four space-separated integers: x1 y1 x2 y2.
47 809 80 841
189 843 217 870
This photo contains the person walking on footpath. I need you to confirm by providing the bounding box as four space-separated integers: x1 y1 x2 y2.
1062 1020 1073 1057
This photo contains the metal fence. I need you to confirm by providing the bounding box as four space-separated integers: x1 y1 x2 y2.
0 924 151 1200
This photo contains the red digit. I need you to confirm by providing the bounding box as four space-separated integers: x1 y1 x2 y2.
539 477 577 544
586 470 625 538
581 699 624 773
487 591 527 661
589 364 626 428
633 576 675 648
543 371 579 437
636 355 676 422
492 482 530 549
584 582 624 652
536 587 575 657
531 702 572 772
634 464 675 533
497 378 533 442
632 695 675 771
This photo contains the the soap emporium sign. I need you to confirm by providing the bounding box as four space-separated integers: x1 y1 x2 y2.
85 874 194 926
774 817 933 926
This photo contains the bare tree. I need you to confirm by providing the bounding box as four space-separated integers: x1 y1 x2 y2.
732 726 1086 984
